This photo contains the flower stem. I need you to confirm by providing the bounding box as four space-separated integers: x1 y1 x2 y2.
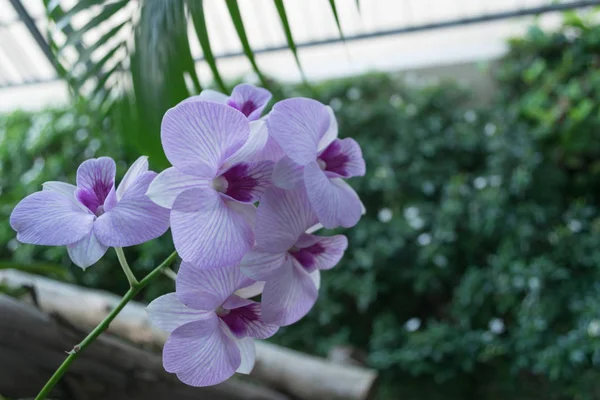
34 251 179 400
115 247 139 287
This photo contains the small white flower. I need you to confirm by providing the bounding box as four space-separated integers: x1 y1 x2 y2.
409 217 425 230
588 320 600 337
378 208 393 223
374 166 390 180
405 104 418 117
422 181 435 195
404 207 419 220
434 255 448 268
528 277 541 291
405 317 421 332
329 98 342 111
7 239 19 252
568 219 582 233
346 87 362 101
417 233 431 246
464 110 477 123
389 94 404 108
484 123 497 136
474 177 487 190
489 318 505 335
489 175 502 187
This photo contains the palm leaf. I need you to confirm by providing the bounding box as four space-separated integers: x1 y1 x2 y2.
187 0 228 93
62 1 129 49
225 0 268 87
273 0 306 83
328 0 345 40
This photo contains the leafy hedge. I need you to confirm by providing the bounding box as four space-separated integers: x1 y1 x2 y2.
2 13 600 399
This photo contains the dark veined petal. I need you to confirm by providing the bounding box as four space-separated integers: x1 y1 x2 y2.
227 83 272 121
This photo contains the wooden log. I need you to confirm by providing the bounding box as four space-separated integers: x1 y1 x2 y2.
0 269 378 400
0 294 288 400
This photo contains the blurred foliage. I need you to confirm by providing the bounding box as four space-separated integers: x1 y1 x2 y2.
2 12 600 400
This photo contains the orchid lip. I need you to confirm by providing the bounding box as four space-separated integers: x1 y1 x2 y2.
216 305 230 317
317 159 327 171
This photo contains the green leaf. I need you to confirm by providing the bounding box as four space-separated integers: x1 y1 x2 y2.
62 1 129 49
355 0 360 12
225 0 268 87
70 42 125 92
187 0 228 92
55 0 107 31
69 21 129 69
273 0 306 83
328 0 345 40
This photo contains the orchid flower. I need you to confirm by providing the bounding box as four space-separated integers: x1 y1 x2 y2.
240 186 347 326
147 262 278 386
147 100 273 268
10 156 170 269
195 83 272 121
267 98 366 228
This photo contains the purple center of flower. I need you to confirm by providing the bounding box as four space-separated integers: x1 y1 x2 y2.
317 140 349 176
218 163 257 203
227 99 257 118
218 303 260 338
76 180 112 216
290 242 325 273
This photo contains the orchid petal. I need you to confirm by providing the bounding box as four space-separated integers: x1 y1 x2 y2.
10 191 94 246
294 234 348 271
319 138 366 179
267 98 330 165
75 157 116 214
272 156 304 190
222 120 269 168
94 171 170 247
235 281 265 299
235 337 256 374
67 230 108 270
227 83 272 121
221 301 278 339
250 135 286 163
261 257 318 326
164 315 241 387
254 186 317 253
240 250 287 281
171 188 254 268
176 263 246 310
304 162 362 229
116 156 148 201
161 101 249 177
146 167 209 209
317 105 339 152
147 293 209 333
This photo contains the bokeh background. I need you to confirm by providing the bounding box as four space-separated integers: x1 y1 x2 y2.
2 1 600 399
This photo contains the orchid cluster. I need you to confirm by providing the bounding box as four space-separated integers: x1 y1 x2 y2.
10 84 365 388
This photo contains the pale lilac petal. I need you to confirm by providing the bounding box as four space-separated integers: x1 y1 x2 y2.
250 135 286 163
176 263 246 310
67 230 108 270
304 162 362 229
222 120 268 169
261 257 318 326
235 281 265 299
227 83 272 121
147 293 210 333
317 106 339 152
102 186 118 212
171 188 254 268
164 315 241 387
272 156 304 190
10 191 94 246
235 337 256 374
43 182 88 213
146 167 209 209
222 295 253 310
75 157 115 214
220 301 278 339
161 101 249 177
267 98 330 165
240 250 287 281
311 270 321 290
254 186 317 253
94 171 170 247
116 156 148 200
293 234 348 271
221 161 273 203
197 89 228 103
319 138 366 179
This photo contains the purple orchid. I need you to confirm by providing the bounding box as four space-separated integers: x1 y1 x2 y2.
240 186 347 326
146 100 273 268
10 156 170 269
267 98 366 229
147 262 278 387
195 83 271 121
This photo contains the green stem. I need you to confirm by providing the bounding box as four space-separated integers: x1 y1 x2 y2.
115 247 139 287
34 251 179 400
